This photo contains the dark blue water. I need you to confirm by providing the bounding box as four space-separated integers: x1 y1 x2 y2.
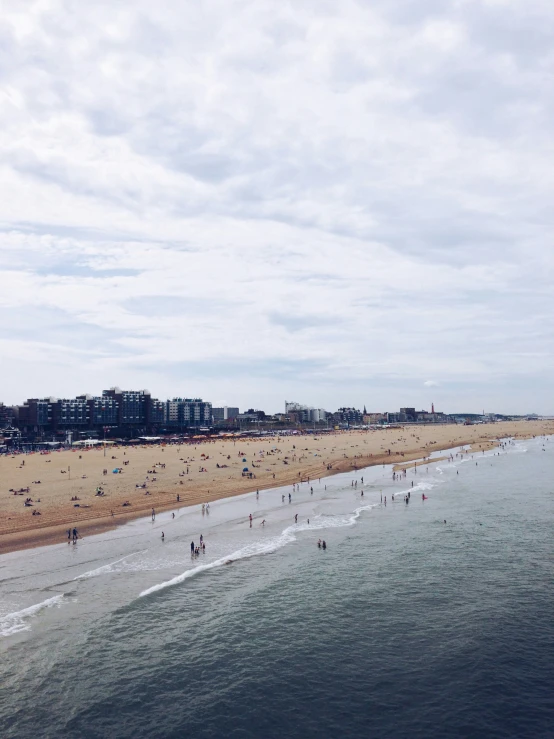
1 439 553 738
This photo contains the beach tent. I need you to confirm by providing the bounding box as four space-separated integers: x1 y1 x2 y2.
243 467 249 472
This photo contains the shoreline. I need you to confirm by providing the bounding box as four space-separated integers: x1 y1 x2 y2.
1 421 552 555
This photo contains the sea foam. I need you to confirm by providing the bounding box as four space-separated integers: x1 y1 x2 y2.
0 594 65 638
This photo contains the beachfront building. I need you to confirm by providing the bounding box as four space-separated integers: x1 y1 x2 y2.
212 406 240 422
81 394 119 427
0 402 15 428
50 398 89 430
166 398 212 429
285 401 327 424
334 407 364 425
102 388 150 427
363 412 386 425
148 398 166 426
16 398 52 431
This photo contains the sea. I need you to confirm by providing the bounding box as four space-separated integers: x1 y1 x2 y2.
0 435 552 739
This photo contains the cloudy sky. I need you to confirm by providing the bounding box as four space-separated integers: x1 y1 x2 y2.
1 0 553 414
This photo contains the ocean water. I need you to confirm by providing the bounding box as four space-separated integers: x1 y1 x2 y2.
0 437 553 739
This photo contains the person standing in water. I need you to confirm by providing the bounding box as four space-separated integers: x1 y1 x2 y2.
161 532 165 541
152 508 155 521
295 514 298 523
190 540 195 554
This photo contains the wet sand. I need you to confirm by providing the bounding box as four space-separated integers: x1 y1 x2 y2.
1 420 552 553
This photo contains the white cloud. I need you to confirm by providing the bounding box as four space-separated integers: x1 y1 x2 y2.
1 0 554 413
424 380 439 388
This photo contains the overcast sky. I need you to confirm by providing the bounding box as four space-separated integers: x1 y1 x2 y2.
1 0 553 414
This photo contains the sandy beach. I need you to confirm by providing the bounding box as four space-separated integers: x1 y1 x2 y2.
1 420 552 553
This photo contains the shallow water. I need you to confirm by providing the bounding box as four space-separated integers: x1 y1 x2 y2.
1 437 552 738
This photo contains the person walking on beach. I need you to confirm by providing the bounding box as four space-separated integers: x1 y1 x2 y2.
67 528 71 542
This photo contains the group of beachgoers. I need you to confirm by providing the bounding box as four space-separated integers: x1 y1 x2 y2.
67 527 80 542
190 534 206 557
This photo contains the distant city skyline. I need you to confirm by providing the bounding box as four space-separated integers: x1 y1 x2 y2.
2 2 554 414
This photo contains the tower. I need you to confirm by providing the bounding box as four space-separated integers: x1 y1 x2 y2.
431 402 434 414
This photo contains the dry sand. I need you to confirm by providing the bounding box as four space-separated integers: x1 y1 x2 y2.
1 420 552 553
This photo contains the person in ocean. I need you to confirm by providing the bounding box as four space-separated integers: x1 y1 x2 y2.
295 514 298 523
190 540 195 554
317 539 321 548
322 541 327 550
161 532 165 541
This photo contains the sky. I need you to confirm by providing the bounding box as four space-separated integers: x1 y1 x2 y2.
1 0 554 415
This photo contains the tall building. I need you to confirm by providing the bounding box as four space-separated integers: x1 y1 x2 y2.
102 388 150 427
335 407 363 424
148 398 166 425
17 398 52 429
50 398 89 429
0 403 15 427
285 401 326 423
213 406 239 421
178 399 212 427
81 395 119 427
167 398 212 428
